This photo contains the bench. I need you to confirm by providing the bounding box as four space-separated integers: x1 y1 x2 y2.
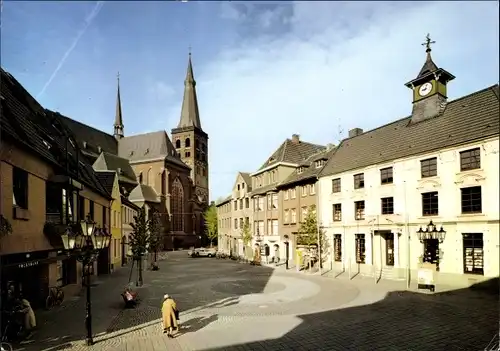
121 292 139 308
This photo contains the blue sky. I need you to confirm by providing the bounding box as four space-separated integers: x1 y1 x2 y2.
2 1 499 201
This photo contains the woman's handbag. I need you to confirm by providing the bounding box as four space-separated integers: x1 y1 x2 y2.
174 308 180 321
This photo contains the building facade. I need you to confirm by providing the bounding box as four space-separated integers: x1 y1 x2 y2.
317 45 500 287
1 69 113 308
216 196 232 253
250 134 325 263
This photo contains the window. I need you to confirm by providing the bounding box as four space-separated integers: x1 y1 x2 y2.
13 167 28 209
267 220 272 235
239 218 243 228
354 173 364 189
89 200 95 220
258 197 264 211
460 147 480 171
245 217 249 225
423 238 440 270
185 151 191 158
138 173 143 184
284 209 289 223
355 234 366 264
380 167 393 184
102 206 107 228
309 184 315 195
291 209 297 223
237 184 240 191
297 167 303 174
301 206 308 222
185 138 191 147
463 233 484 275
354 201 365 220
234 218 238 229
381 197 394 215
332 178 341 193
267 195 272 210
78 196 85 220
334 234 342 262
422 191 438 216
272 220 278 236
258 221 264 236
284 190 289 200
272 194 278 209
461 186 482 214
234 201 237 211
315 160 324 168
239 199 243 210
301 186 307 197
421 157 437 178
242 183 245 189
245 198 249 208
175 139 181 148
290 188 296 199
171 178 184 232
161 171 166 195
332 204 342 222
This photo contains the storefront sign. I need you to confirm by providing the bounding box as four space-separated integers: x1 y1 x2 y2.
417 267 434 285
18 260 40 269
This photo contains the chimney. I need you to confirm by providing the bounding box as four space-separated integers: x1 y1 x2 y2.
348 128 363 138
291 134 300 143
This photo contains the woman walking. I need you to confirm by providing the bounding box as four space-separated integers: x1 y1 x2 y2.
161 294 179 338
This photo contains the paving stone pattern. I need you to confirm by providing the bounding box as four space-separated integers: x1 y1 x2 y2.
17 251 499 351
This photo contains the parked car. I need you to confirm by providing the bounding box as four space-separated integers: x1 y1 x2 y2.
189 248 216 258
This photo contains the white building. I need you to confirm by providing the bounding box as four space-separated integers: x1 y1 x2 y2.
317 46 499 287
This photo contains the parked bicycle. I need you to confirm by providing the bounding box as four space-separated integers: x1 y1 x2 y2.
45 286 64 310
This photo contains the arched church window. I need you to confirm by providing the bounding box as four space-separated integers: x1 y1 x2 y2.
185 138 191 148
175 139 181 149
138 172 143 184
171 178 184 232
161 170 166 195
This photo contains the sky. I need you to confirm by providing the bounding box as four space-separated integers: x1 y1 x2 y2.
1 1 499 201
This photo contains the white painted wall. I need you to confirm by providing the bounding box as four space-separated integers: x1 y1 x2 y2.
318 138 499 283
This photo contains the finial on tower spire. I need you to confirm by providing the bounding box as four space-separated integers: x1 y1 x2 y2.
421 33 436 54
113 72 124 139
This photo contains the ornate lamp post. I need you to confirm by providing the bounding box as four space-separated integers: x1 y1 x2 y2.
60 214 111 346
416 220 446 243
284 235 289 270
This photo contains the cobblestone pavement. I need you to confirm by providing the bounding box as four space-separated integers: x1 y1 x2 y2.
15 251 499 351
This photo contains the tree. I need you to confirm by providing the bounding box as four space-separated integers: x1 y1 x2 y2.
203 204 218 247
147 208 162 266
297 205 328 268
129 207 150 286
241 220 252 258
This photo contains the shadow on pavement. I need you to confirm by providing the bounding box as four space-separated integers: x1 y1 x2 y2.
204 277 499 351
17 252 275 351
178 315 219 335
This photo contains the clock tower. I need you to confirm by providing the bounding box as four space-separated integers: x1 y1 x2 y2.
405 34 455 124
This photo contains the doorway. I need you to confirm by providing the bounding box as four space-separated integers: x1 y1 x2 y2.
385 233 394 266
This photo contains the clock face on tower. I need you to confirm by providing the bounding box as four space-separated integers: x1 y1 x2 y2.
418 82 433 97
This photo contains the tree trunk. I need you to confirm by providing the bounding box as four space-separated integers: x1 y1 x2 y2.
137 256 143 287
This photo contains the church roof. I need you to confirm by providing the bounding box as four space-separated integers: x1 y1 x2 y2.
320 84 500 177
128 183 160 203
95 171 116 195
93 152 137 184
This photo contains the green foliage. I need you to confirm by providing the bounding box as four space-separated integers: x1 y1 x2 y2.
130 207 150 258
0 215 12 237
203 204 218 244
147 208 162 254
297 205 319 246
241 220 252 246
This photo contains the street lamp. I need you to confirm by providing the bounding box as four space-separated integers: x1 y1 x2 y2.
60 213 111 346
284 235 289 270
416 220 446 243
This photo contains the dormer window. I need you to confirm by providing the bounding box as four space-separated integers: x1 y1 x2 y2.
268 157 275 164
144 148 149 155
297 167 304 174
315 160 325 168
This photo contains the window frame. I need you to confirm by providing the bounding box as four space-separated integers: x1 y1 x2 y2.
354 201 365 220
421 191 438 216
354 173 365 189
381 197 394 215
460 147 481 172
420 157 437 178
13 167 29 209
332 203 342 222
334 234 342 262
355 234 366 264
462 233 484 275
380 167 393 185
460 186 482 214
332 178 341 193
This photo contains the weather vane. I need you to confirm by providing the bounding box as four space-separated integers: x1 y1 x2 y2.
422 33 435 53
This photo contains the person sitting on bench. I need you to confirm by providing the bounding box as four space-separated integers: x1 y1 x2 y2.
122 287 138 308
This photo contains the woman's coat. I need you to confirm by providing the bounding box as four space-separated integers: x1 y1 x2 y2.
162 298 178 329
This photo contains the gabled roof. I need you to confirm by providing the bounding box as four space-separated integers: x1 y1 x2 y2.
278 147 336 188
128 184 160 203
121 195 140 211
95 171 116 195
320 84 500 177
117 131 189 169
93 152 137 184
58 113 118 157
0 68 112 200
258 137 325 171
215 195 232 207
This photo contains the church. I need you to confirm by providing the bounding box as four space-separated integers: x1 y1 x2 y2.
60 53 209 249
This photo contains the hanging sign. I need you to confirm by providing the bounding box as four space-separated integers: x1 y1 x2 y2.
18 260 40 269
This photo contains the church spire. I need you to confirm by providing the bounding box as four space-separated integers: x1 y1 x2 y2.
177 50 202 130
416 33 438 78
114 72 124 140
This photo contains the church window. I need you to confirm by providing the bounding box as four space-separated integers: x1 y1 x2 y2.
185 151 191 157
185 138 191 147
161 171 166 195
138 172 143 184
171 178 184 232
175 139 181 149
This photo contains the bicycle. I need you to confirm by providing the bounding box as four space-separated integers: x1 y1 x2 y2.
45 286 64 310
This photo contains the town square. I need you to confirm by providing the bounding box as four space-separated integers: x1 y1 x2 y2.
1 1 499 351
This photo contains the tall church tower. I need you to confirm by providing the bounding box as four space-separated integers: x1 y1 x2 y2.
113 72 124 139
171 52 209 205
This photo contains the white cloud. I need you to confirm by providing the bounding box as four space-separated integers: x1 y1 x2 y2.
169 1 499 199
